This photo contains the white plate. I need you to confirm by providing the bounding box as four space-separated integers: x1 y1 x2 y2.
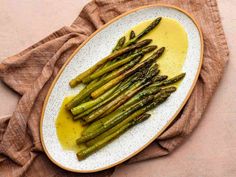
40 4 203 173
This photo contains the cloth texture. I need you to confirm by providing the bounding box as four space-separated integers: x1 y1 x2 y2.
0 0 229 176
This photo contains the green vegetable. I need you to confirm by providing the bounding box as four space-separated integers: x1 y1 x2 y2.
153 75 168 82
77 113 149 160
123 17 162 47
118 86 162 111
91 47 165 99
150 73 186 87
69 39 152 87
77 95 154 144
85 113 150 147
129 30 136 40
82 45 157 83
112 36 126 52
65 56 142 110
71 84 119 116
73 75 135 120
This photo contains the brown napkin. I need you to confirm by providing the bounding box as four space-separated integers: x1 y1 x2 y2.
0 0 229 176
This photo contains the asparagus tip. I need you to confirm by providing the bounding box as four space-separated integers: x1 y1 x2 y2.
69 79 79 88
159 47 165 53
133 113 151 124
144 39 153 44
163 86 177 93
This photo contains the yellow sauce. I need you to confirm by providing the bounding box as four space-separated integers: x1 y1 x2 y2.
55 17 188 151
125 17 188 85
55 96 86 151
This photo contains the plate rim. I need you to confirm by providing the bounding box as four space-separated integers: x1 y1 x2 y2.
40 4 204 173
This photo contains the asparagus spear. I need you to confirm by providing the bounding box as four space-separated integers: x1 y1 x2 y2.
97 34 131 74
124 17 162 47
71 83 120 116
91 47 165 99
77 88 175 158
69 39 152 87
103 89 174 128
130 86 174 108
82 45 157 83
78 69 149 122
129 30 136 40
149 73 186 87
120 86 176 113
81 71 147 122
86 113 150 147
112 36 126 52
77 114 149 160
81 86 175 136
118 86 162 111
74 87 131 120
73 75 136 118
65 56 142 110
84 80 151 123
102 87 175 129
103 63 159 116
91 33 152 82
92 33 129 78
77 95 154 144
74 72 142 120
154 75 168 82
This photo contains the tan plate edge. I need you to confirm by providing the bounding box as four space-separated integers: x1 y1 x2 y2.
40 4 204 173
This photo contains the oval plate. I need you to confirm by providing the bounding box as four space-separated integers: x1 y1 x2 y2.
40 4 203 173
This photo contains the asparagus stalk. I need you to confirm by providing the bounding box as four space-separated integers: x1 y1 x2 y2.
81 86 176 136
79 68 152 131
154 75 168 82
77 95 154 144
77 88 176 158
80 73 145 120
84 80 151 123
112 36 126 52
73 75 135 119
91 47 165 99
149 73 186 87
69 39 152 87
90 32 131 80
103 63 159 116
124 17 162 47
87 56 141 90
71 83 120 116
103 90 174 128
98 33 132 73
80 85 176 133
83 45 157 83
77 114 149 160
86 113 150 147
65 56 142 110
118 86 162 111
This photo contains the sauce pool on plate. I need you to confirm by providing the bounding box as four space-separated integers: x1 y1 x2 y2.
125 17 188 80
55 97 86 151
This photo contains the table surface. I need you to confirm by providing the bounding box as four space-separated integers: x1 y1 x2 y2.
0 1 236 177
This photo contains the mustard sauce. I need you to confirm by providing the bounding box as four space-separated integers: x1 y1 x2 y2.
55 96 86 151
125 17 188 85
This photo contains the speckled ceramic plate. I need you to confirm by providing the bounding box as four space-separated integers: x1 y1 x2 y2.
40 4 203 173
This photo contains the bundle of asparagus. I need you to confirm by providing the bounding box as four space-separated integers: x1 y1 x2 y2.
64 17 186 160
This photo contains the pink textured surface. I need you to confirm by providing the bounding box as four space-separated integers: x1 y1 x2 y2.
0 1 235 176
